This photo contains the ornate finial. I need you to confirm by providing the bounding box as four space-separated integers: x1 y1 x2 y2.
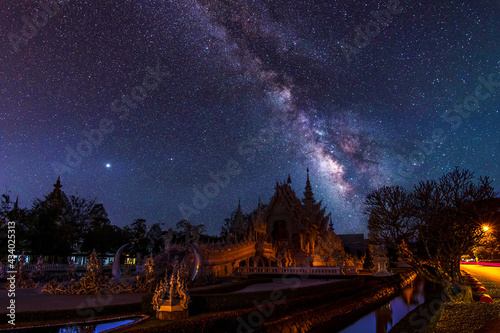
54 176 62 190
329 214 334 231
303 168 314 205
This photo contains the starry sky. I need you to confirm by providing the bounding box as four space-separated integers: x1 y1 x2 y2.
1 0 499 235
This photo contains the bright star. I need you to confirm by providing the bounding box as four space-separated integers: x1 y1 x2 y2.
105 163 111 168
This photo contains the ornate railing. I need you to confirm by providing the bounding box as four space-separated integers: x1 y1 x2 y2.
236 266 345 275
21 264 133 272
23 264 72 271
342 266 359 274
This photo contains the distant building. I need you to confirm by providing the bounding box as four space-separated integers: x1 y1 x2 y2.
338 234 369 255
195 169 362 276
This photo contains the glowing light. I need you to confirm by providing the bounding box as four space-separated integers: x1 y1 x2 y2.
105 163 111 168
482 225 489 232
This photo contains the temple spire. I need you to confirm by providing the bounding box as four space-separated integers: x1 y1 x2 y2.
232 199 245 238
287 174 292 184
303 168 314 205
54 176 62 191
257 197 262 216
235 199 244 221
51 176 63 205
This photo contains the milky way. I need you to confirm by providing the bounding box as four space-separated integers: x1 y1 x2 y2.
177 0 398 218
1 0 498 234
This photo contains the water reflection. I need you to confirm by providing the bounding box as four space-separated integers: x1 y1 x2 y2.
12 317 139 333
340 276 426 333
58 318 136 333
375 302 392 333
311 275 428 333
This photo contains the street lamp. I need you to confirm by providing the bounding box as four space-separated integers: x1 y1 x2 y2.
483 225 490 232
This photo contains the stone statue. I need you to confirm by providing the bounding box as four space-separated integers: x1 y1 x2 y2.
143 254 155 283
276 252 283 267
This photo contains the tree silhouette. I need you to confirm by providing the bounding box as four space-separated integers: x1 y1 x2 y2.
365 168 497 300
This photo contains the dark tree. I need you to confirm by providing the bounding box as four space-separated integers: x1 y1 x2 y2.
175 220 206 245
125 219 149 256
0 193 30 256
24 194 101 260
365 168 497 299
220 217 231 240
27 203 71 259
81 217 125 255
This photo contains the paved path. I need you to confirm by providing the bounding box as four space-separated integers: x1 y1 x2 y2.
461 264 500 300
461 264 500 333
0 288 146 314
461 264 500 285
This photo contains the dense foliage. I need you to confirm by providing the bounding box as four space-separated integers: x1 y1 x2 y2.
0 190 207 262
365 168 498 299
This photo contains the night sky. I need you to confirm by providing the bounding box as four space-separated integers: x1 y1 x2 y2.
1 0 499 235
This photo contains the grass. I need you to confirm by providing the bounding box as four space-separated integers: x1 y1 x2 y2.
435 302 500 333
390 271 500 333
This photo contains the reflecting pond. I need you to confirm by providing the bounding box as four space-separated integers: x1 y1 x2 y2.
311 275 432 333
10 316 142 333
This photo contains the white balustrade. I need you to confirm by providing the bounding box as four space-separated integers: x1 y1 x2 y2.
236 266 345 275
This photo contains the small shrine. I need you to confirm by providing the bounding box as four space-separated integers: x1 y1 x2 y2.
153 262 191 320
